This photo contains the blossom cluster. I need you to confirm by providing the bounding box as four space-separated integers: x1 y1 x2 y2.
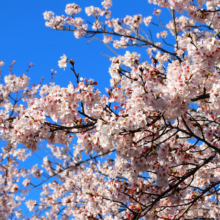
2 0 220 219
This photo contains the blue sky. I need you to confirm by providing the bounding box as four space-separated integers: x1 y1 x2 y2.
0 0 173 218
0 0 160 92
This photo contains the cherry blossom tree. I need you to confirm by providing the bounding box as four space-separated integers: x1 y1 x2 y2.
2 0 220 219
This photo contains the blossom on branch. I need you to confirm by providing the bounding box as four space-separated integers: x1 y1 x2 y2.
58 54 67 70
3 0 220 219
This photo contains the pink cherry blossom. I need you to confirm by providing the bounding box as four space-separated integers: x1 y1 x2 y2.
58 54 67 69
3 0 220 219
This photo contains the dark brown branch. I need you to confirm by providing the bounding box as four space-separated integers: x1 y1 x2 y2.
191 93 210 102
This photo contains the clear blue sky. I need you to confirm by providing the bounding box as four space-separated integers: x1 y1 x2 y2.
0 0 171 218
0 0 159 92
